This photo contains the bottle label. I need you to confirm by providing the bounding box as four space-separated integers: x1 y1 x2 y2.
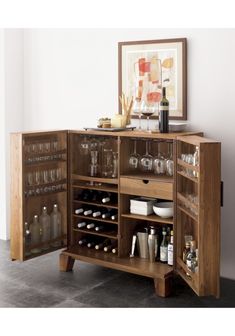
160 106 169 111
186 260 191 269
160 246 168 262
168 245 173 265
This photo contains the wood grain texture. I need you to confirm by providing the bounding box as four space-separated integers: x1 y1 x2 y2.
59 253 75 272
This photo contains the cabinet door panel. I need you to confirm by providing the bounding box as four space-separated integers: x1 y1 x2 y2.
176 135 221 297
10 130 69 261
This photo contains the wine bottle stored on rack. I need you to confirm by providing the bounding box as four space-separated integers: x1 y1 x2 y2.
95 225 104 231
101 192 117 204
77 222 86 228
86 223 95 229
95 238 111 250
104 241 117 252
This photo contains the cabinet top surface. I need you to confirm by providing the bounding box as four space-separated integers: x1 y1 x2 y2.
12 129 203 140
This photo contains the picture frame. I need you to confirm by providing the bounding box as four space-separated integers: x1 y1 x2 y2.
118 38 187 120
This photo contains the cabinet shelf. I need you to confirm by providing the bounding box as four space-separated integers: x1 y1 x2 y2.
73 214 118 225
177 258 199 295
25 234 67 258
25 158 67 167
24 188 67 198
73 228 118 240
73 199 118 209
177 204 198 222
177 170 198 183
177 192 198 210
121 213 173 225
26 178 67 190
72 174 118 185
72 183 118 193
24 148 67 160
177 159 199 172
63 246 173 279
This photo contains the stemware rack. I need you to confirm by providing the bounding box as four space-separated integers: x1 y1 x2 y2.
10 129 221 298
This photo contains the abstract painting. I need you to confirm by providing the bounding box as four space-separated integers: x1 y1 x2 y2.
118 38 187 120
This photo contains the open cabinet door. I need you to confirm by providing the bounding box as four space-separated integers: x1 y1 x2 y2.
10 130 69 261
175 135 221 297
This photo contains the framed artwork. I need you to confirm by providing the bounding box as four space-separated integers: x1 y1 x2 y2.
118 38 187 120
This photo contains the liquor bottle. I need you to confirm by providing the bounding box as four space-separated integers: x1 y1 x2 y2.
40 206 51 250
75 207 84 215
104 241 117 252
77 222 86 228
24 222 31 256
95 238 111 250
193 146 199 178
195 249 199 273
160 228 168 263
186 240 197 273
167 230 174 266
86 223 95 229
50 204 62 247
30 215 42 254
159 87 169 133
95 225 104 232
183 241 191 262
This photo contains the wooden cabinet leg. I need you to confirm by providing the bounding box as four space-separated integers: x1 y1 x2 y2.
59 253 75 272
154 276 173 297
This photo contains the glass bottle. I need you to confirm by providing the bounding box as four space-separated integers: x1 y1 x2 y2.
193 146 199 178
167 230 174 266
40 206 51 250
183 241 191 263
166 143 174 176
50 204 62 247
30 215 42 254
186 240 197 273
24 222 31 257
159 87 169 133
160 228 168 263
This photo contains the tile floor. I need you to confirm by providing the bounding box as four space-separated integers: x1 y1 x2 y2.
0 240 234 308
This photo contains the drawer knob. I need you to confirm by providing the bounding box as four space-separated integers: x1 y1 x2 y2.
142 179 149 184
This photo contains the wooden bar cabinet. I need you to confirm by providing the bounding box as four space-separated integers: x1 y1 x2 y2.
10 129 221 298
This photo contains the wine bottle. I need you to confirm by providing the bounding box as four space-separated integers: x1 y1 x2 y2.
77 222 86 228
167 230 174 266
160 228 168 263
104 242 117 252
86 223 95 229
95 238 111 250
75 207 84 215
95 225 104 232
83 208 93 216
80 189 92 201
102 209 112 219
78 238 88 246
87 241 96 248
93 210 102 218
101 192 111 204
111 211 118 221
112 247 118 254
159 87 169 133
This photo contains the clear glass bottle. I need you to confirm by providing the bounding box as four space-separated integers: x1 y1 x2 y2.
186 240 197 273
167 230 174 266
30 215 42 254
112 152 118 178
193 146 199 177
40 206 51 250
50 204 62 247
24 222 31 257
160 228 168 263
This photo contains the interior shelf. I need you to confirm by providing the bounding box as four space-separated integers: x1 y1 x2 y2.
177 170 198 183
177 204 198 222
72 183 118 193
177 192 198 210
177 159 199 172
121 213 173 225
72 174 118 185
25 158 67 167
24 149 67 160
73 214 118 225
73 228 118 240
73 199 118 209
24 189 67 198
63 246 173 279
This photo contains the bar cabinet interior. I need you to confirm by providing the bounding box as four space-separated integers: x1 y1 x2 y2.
10 129 221 298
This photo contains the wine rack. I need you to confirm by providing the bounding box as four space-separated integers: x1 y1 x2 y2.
10 130 221 298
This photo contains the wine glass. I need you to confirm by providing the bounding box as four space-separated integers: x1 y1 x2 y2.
79 136 90 155
132 98 142 131
141 101 155 132
166 142 174 177
140 140 153 172
129 140 140 170
153 142 166 175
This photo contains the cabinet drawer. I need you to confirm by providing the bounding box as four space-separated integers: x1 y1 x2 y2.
120 177 173 200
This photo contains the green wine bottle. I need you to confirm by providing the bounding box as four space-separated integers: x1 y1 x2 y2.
159 87 169 133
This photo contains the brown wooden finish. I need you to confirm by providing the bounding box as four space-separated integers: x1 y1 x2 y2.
120 177 173 200
154 276 173 297
59 253 75 272
121 213 173 225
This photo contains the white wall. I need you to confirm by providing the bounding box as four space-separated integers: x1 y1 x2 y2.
3 28 235 280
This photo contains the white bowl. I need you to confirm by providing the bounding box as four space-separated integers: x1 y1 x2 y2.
153 202 174 218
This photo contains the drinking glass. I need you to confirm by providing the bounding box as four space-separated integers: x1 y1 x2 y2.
43 170 50 184
141 101 155 132
165 143 174 177
102 148 113 177
89 150 100 177
56 168 62 181
132 98 142 131
140 141 153 172
153 142 166 175
44 142 51 153
27 172 34 186
112 152 118 178
34 171 41 185
129 140 140 170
